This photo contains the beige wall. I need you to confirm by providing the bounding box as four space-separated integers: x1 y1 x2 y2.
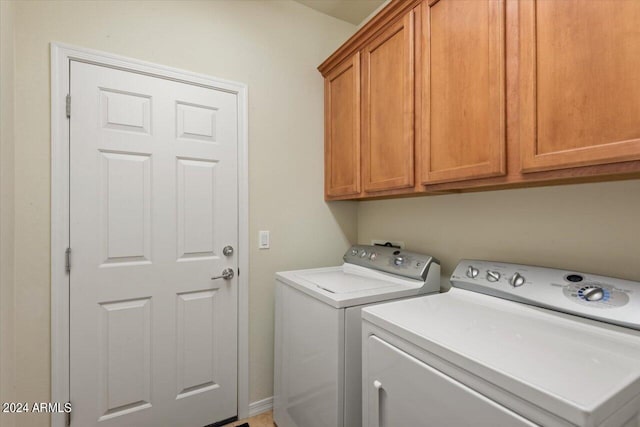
11 1 356 425
1 1 16 426
358 180 640 284
12 2 638 426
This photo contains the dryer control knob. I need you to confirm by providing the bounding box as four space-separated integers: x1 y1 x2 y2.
583 287 605 302
394 256 405 266
510 273 526 287
487 270 501 282
466 266 479 279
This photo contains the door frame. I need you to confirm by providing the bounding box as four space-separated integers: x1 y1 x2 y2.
50 42 250 427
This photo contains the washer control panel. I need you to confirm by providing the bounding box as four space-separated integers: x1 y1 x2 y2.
562 276 629 308
344 245 439 281
451 260 640 330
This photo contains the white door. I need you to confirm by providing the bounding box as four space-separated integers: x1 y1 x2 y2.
69 60 239 427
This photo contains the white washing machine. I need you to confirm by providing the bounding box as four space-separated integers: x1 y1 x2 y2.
362 260 640 427
273 245 441 427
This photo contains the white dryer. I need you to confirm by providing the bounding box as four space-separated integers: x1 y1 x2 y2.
362 260 640 427
273 245 441 427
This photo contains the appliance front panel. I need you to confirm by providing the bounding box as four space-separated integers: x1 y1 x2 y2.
364 335 537 427
273 283 344 427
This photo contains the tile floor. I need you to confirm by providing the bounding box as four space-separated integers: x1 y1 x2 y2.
227 410 275 427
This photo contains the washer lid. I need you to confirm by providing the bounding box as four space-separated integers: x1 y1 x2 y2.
362 289 640 426
276 263 441 308
302 270 396 294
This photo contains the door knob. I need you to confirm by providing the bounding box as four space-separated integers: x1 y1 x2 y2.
212 268 235 281
222 246 234 256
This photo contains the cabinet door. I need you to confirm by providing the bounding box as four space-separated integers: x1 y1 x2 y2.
364 335 537 427
420 0 506 185
362 11 415 193
325 53 361 198
520 0 640 172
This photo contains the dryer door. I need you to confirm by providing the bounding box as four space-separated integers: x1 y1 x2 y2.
364 335 537 427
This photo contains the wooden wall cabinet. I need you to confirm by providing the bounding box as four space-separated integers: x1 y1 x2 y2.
319 0 640 201
324 53 361 197
519 0 640 173
419 0 505 184
362 10 415 193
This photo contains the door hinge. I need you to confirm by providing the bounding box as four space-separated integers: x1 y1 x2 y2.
65 403 71 426
66 94 71 118
65 247 71 273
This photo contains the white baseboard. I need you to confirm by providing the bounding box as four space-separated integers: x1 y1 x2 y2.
249 396 273 417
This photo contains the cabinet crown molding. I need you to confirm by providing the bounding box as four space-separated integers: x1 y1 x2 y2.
318 0 422 76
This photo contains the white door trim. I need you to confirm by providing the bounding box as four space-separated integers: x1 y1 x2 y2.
50 42 250 427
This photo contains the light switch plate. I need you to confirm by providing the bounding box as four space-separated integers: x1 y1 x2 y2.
259 230 270 249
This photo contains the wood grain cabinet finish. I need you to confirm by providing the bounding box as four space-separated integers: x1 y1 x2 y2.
324 53 361 197
362 10 415 193
420 0 506 184
319 0 640 200
520 0 640 173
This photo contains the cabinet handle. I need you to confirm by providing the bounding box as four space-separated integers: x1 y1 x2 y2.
372 380 383 427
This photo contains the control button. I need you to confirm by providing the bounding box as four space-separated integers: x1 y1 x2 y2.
466 266 479 279
350 249 358 256
369 252 377 261
487 270 501 282
583 287 605 302
565 274 584 283
394 256 405 266
359 250 368 258
510 272 526 287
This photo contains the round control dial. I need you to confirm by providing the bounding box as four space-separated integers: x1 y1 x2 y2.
359 250 368 258
486 270 501 282
582 287 605 302
510 272 526 287
394 256 405 266
564 282 627 308
369 252 377 261
466 266 479 279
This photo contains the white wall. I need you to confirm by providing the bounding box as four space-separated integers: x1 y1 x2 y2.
10 1 356 425
1 1 16 426
359 180 640 283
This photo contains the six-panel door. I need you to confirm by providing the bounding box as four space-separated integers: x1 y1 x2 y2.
519 0 640 172
362 10 415 193
69 60 238 426
420 0 506 185
324 53 361 198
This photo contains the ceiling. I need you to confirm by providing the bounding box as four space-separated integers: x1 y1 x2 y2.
294 0 387 25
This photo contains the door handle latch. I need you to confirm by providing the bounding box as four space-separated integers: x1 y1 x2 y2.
212 268 235 281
